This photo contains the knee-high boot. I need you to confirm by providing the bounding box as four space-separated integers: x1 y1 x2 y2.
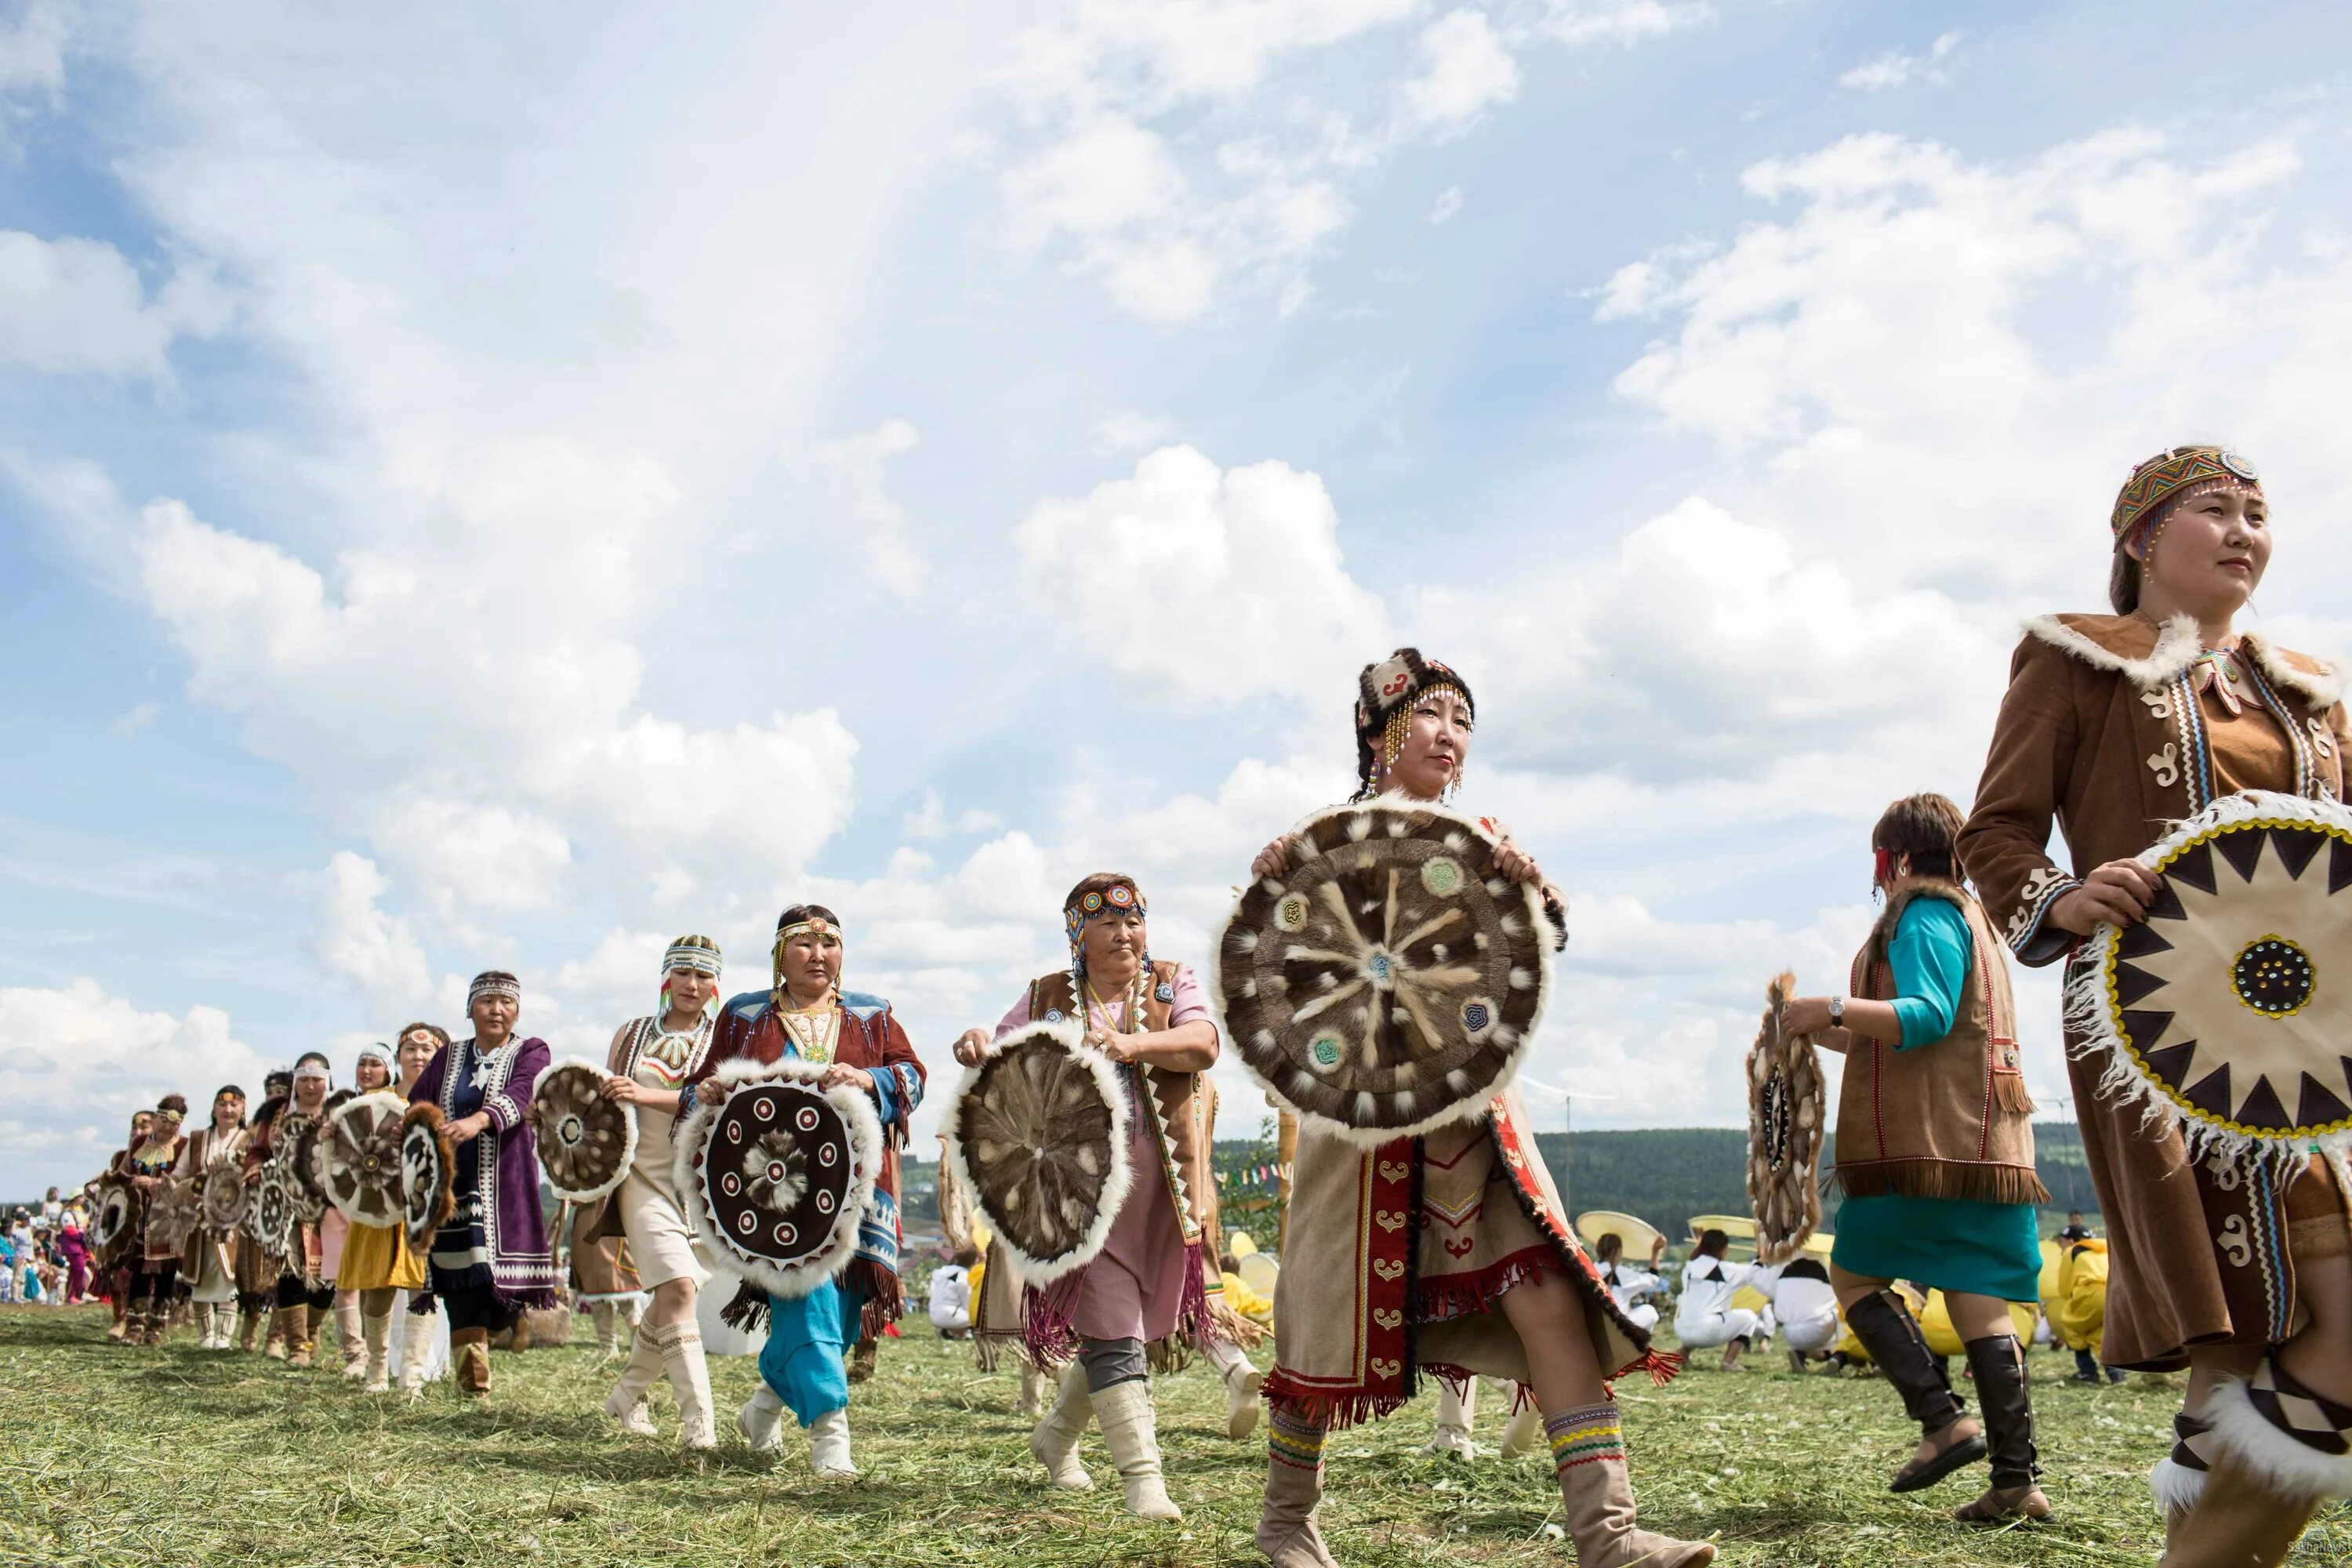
285 1304 314 1368
452 1326 491 1396
336 1298 365 1375
1548 1403 1717 1568
1091 1378 1179 1520
590 1299 619 1359
1421 1377 1477 1457
604 1323 665 1436
1955 1335 2050 1523
193 1301 217 1349
651 1322 716 1451
1842 1287 1984 1492
2159 1453 2321 1568
1017 1359 1047 1419
235 1301 262 1352
810 1407 856 1479
1258 1406 1339 1568
361 1308 393 1393
1030 1363 1095 1490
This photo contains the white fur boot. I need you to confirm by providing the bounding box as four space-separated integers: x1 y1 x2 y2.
1092 1378 1181 1521
1030 1363 1095 1490
810 1406 857 1479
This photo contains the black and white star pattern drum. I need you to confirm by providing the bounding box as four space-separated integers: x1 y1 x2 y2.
676 1061 880 1301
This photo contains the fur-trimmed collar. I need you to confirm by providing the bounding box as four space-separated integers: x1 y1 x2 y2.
1867 875 1973 964
2024 612 2344 708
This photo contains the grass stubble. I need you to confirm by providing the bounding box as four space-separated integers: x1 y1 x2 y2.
2 1305 2344 1566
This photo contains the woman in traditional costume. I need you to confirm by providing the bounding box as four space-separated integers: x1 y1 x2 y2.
1957 445 2352 1565
408 971 558 1396
170 1085 249 1350
949 873 1262 1520
1781 792 2050 1521
122 1096 189 1348
233 1071 292 1354
333 1041 430 1392
1244 650 1709 1568
100 1109 154 1341
686 906 925 1476
272 1054 339 1368
593 935 725 1450
385 1025 452 1394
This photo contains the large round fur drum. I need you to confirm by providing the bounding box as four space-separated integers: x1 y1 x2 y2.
147 1176 203 1257
1215 799 1552 1142
1745 971 1824 1266
270 1112 330 1225
321 1091 410 1229
944 1018 1131 1288
2072 790 2352 1171
242 1167 295 1258
89 1178 141 1261
675 1059 881 1301
199 1164 249 1234
400 1103 458 1251
532 1056 637 1203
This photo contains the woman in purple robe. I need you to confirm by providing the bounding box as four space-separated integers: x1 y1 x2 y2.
408 970 557 1396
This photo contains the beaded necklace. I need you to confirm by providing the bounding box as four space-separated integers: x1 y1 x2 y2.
779 989 842 1065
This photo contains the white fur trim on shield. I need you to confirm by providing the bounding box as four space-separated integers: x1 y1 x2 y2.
2061 789 2352 1185
1210 797 1551 1148
532 1056 639 1204
671 1056 883 1301
939 1017 1134 1290
2149 1454 2205 1520
2205 1374 2352 1501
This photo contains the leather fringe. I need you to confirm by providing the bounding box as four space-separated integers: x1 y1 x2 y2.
718 1279 769 1334
848 1258 902 1341
1834 1158 2052 1207
1261 1370 1416 1433
1206 1294 1268 1350
1992 1073 2037 1117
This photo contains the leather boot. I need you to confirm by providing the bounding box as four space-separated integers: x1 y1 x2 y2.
1017 1360 1047 1419
1222 1357 1264 1441
285 1305 314 1368
1257 1408 1339 1568
1091 1378 1179 1520
1030 1363 1095 1490
736 1385 786 1454
361 1309 393 1393
143 1304 167 1347
848 1334 877 1384
590 1299 619 1359
652 1322 717 1451
810 1407 856 1479
193 1301 216 1348
452 1327 492 1396
1421 1378 1478 1457
397 1322 434 1400
1842 1287 1984 1492
2153 1410 2215 1521
1955 1335 2050 1522
336 1298 365 1376
235 1304 260 1352
604 1327 665 1436
1550 1403 1716 1568
263 1305 289 1359
1501 1399 1544 1457
2159 1454 2320 1568
2206 1353 2352 1502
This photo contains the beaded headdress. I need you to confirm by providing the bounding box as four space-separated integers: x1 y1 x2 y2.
1064 877 1147 946
2112 446 2261 543
467 971 522 1007
354 1041 395 1080
1352 648 1476 801
660 934 724 1019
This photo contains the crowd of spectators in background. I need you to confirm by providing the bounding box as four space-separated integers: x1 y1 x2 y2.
0 1188 96 1306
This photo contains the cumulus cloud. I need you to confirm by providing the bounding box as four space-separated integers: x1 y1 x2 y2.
1840 31 1961 92
314 851 433 1008
815 418 925 593
1016 444 1389 706
1541 0 1714 47
0 0 71 104
0 232 230 382
1394 12 1519 141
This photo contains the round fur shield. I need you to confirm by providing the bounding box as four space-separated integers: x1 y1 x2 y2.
532 1056 637 1203
243 1168 295 1258
199 1164 249 1233
942 1018 1131 1287
400 1103 457 1251
1745 971 1825 1266
270 1111 329 1225
90 1179 140 1258
1214 799 1552 1142
674 1059 882 1301
321 1092 410 1229
147 1176 203 1257
2074 790 2352 1167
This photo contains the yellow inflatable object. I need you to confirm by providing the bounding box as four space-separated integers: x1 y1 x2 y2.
2056 1239 2111 1354
1577 1210 1665 1258
1238 1251 1280 1301
1802 1230 1835 1260
1918 1290 2039 1356
1228 1232 1258 1260
1730 1285 1771 1315
1221 1269 1275 1326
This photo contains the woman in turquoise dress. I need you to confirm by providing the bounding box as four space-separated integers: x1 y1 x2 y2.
1781 792 2050 1526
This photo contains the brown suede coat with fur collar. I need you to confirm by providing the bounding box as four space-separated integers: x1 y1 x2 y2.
1957 612 2350 1367
1835 880 2046 1207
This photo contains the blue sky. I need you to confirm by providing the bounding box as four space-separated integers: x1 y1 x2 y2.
7 0 2352 1193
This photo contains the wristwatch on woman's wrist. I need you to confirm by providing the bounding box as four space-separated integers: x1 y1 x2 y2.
1828 996 1846 1027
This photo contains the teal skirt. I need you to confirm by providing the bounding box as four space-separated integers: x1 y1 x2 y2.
1831 1195 2042 1303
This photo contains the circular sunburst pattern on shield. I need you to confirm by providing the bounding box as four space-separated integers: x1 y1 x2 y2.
199 1164 249 1233
2092 792 2352 1145
244 1171 295 1258
1214 799 1552 1142
90 1181 138 1255
1745 972 1824 1265
147 1176 203 1256
944 1020 1129 1287
676 1063 880 1301
399 1105 456 1250
321 1093 409 1228
530 1058 637 1203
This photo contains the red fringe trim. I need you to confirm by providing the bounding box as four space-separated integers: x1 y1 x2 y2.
1022 1279 1082 1367
848 1258 903 1341
1413 1247 1567 1323
1262 1367 1415 1432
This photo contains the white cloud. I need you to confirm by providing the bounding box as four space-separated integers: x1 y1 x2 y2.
1541 0 1714 47
314 851 432 1008
1839 30 1961 92
815 417 924 592
0 232 230 382
1394 11 1519 141
110 702 158 738
903 789 1006 840
1426 183 1464 223
0 0 71 103
1016 444 1388 706
0 978 267 1192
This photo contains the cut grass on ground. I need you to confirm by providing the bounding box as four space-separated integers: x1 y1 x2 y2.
2 1305 2345 1566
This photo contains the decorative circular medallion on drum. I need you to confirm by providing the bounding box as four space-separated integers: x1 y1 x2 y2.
942 1018 1131 1287
1214 799 1553 1142
199 1164 249 1233
398 1104 456 1250
90 1180 139 1257
147 1177 202 1257
321 1092 410 1228
2080 791 2352 1156
674 1061 879 1301
1745 971 1825 1266
530 1057 637 1203
271 1112 329 1225
245 1171 295 1258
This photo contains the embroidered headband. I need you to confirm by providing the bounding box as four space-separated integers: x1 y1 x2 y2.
775 917 840 947
354 1041 395 1076
292 1060 332 1084
467 971 522 1006
662 935 723 976
2112 446 2261 542
1065 879 1147 945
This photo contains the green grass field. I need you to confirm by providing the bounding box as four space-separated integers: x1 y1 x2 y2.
4 1305 2345 1566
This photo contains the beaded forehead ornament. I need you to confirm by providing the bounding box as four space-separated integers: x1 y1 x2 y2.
1065 880 1147 946
2112 446 2261 542
467 971 521 1005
